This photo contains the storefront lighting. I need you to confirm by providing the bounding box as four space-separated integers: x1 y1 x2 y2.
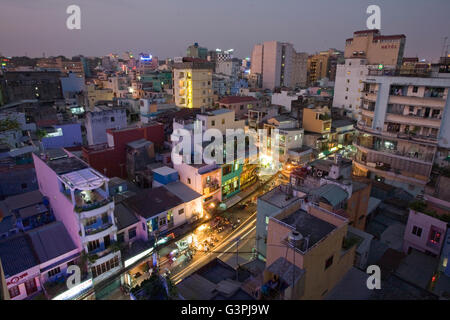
52 278 93 300
124 247 154 268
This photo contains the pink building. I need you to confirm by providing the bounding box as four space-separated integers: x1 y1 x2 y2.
0 222 81 300
32 149 123 284
403 197 450 257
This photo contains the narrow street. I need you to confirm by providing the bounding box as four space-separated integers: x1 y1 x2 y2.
100 171 285 299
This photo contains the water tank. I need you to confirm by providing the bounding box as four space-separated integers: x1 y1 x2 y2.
288 230 304 248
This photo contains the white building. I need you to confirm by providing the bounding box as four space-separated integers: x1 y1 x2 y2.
354 66 450 195
333 59 390 120
271 89 302 113
85 107 127 146
251 41 307 90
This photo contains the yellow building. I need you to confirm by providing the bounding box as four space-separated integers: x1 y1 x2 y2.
86 84 115 109
344 30 405 67
264 205 355 300
173 59 214 109
302 106 331 134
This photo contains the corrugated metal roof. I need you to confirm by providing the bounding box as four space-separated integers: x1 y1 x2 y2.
310 184 348 207
27 221 77 264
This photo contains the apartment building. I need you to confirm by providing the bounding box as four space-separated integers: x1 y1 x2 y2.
264 205 355 299
333 30 406 119
218 96 260 118
173 58 214 109
85 106 127 146
307 49 343 85
353 66 450 195
32 149 122 284
251 41 307 90
173 161 222 205
263 115 304 162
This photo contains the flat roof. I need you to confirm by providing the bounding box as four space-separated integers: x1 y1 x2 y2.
281 209 337 250
46 154 89 175
259 185 300 209
151 166 178 176
124 187 183 219
163 181 202 203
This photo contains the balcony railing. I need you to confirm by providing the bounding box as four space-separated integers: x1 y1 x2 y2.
85 222 114 236
355 139 435 163
75 197 113 213
368 69 432 77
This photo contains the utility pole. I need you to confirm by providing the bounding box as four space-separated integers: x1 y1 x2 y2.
235 236 240 280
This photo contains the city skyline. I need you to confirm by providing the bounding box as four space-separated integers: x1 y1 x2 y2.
1 0 450 61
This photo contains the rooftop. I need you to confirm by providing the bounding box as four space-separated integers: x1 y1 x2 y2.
281 209 337 251
46 153 89 175
163 181 202 203
3 190 45 212
114 203 139 231
27 221 77 264
309 184 348 207
0 233 38 278
266 257 305 285
219 96 257 104
123 187 183 219
259 185 301 209
151 166 178 176
60 168 105 190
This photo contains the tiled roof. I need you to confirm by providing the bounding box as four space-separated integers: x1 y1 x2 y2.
0 234 38 277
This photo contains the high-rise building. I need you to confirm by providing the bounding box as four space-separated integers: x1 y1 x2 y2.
333 30 406 119
353 64 450 195
186 43 208 60
172 58 214 109
307 49 343 85
250 41 307 90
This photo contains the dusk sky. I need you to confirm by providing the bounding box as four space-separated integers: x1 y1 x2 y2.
1 0 450 61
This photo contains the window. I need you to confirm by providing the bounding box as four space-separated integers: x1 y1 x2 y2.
159 217 167 226
325 255 334 270
87 239 100 252
429 230 442 244
128 227 137 239
9 285 20 298
211 120 215 126
413 86 418 93
110 117 115 122
117 232 125 243
222 118 225 124
48 267 61 278
187 178 191 184
24 278 37 295
21 183 27 189
179 208 185 215
91 256 120 278
412 226 422 237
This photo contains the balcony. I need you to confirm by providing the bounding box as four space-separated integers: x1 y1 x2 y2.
203 181 220 195
353 159 429 185
74 189 113 213
84 217 114 236
354 139 435 163
368 69 432 77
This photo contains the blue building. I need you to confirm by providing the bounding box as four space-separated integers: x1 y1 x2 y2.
41 123 83 150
